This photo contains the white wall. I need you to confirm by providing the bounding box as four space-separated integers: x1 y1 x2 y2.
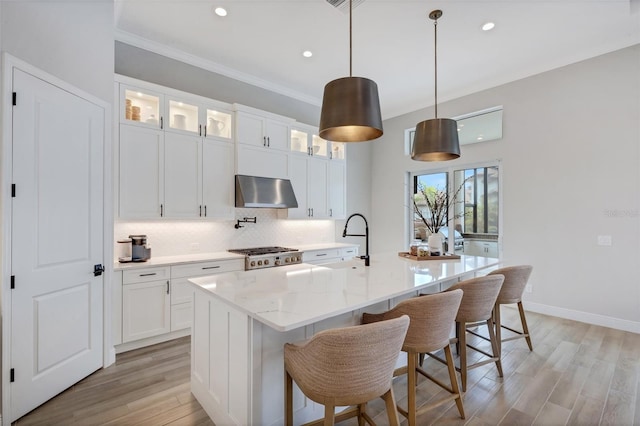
371 45 640 331
1 1 114 103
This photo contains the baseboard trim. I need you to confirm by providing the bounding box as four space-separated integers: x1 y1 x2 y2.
523 301 640 334
115 329 191 354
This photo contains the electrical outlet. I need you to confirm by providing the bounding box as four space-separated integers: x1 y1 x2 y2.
525 285 532 294
190 243 200 252
597 235 612 246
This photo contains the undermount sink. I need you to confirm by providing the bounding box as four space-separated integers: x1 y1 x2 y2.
320 260 361 270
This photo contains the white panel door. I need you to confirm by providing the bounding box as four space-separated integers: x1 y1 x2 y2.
10 69 104 421
202 140 234 219
164 132 201 218
119 124 163 218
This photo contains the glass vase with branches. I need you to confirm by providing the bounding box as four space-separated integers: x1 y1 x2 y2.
413 181 467 237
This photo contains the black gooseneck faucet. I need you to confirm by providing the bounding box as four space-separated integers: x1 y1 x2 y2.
342 213 370 266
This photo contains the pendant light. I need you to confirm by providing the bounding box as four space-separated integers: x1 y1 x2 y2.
319 0 383 142
411 10 460 161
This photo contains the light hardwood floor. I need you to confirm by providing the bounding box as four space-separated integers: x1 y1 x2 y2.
13 307 640 425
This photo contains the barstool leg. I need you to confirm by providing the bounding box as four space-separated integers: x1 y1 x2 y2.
444 345 465 419
407 352 417 426
518 301 533 350
382 388 401 426
324 403 335 426
494 304 502 357
357 403 366 426
285 370 293 426
458 321 468 392
486 318 503 377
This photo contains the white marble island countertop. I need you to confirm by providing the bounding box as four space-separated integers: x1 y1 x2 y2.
189 253 499 332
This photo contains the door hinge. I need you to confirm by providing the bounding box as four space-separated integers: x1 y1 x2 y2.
10 275 15 289
12 92 17 106
10 368 15 382
12 184 16 197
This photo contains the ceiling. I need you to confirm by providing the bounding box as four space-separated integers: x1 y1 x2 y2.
114 0 640 120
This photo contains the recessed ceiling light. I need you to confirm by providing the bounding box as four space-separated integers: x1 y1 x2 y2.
302 50 313 58
214 7 227 17
482 22 495 31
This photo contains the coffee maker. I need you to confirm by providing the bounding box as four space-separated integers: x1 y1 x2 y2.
129 235 151 262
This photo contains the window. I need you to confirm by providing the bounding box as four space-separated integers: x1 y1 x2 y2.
409 164 500 253
454 166 499 235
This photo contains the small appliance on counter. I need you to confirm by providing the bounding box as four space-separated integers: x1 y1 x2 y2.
117 238 132 263
124 234 151 262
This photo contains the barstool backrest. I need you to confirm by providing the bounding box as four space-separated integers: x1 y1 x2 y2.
362 289 463 354
284 315 410 405
489 265 533 304
447 275 504 322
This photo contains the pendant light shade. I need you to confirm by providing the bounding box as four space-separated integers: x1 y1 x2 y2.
411 10 460 161
318 0 383 142
412 118 460 161
319 76 383 142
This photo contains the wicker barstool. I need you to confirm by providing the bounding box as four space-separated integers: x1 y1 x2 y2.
426 275 504 391
284 315 410 426
488 265 534 355
362 290 465 426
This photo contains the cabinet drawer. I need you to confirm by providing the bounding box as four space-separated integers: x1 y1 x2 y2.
123 266 171 284
171 259 244 279
340 247 359 258
302 249 341 262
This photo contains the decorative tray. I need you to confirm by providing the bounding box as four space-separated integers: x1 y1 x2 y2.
398 252 461 261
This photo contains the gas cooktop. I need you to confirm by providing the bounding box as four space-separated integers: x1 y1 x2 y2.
228 246 298 256
228 246 302 270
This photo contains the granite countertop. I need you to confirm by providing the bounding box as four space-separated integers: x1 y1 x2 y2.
189 253 499 332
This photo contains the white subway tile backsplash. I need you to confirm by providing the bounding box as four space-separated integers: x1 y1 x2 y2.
114 209 336 260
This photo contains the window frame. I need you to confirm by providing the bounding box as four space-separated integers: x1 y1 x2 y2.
406 160 502 255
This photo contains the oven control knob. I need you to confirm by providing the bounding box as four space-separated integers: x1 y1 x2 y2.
275 260 281 266
294 256 300 262
264 259 270 265
285 258 290 263
257 260 263 266
250 261 256 267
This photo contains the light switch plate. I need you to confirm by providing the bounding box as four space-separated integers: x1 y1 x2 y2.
597 235 612 246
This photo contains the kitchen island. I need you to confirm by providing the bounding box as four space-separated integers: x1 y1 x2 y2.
188 253 499 425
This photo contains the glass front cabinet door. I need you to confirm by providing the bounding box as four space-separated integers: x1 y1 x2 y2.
121 86 163 128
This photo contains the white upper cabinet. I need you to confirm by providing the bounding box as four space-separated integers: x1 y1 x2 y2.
290 124 329 159
116 76 235 220
120 85 164 129
328 161 346 219
119 124 164 218
235 105 293 151
329 142 346 161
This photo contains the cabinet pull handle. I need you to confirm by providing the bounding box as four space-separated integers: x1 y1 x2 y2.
204 125 207 137
263 136 267 147
202 266 221 270
267 137 270 147
199 124 202 136
329 208 333 217
311 208 314 217
204 205 207 217
160 204 164 217
199 205 202 217
316 253 327 257
166 281 170 294
160 116 164 130
139 273 157 277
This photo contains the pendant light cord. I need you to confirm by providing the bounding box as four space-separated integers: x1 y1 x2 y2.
349 0 353 77
434 16 438 118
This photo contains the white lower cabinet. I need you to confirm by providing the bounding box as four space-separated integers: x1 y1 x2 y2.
463 240 499 258
122 266 171 343
302 246 359 265
116 258 244 351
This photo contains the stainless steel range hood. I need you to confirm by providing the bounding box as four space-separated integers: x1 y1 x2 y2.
235 175 298 209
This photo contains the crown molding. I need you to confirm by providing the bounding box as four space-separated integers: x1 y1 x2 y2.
114 29 321 107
